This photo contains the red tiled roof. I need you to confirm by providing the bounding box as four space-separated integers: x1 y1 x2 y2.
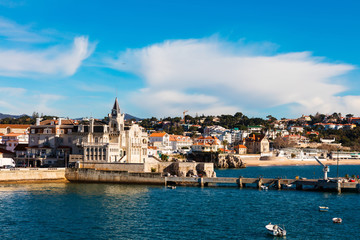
192 142 212 146
40 119 74 125
235 145 247 149
149 132 167 137
0 124 30 129
197 136 219 140
169 135 191 142
4 132 25 137
306 131 319 135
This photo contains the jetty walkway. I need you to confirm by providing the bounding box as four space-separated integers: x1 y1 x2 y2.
65 168 360 193
165 176 360 193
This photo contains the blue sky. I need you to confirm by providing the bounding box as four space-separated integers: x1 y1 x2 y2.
1 0 360 119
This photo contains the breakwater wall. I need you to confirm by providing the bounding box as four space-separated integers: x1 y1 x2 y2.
65 168 164 184
79 162 215 177
0 168 66 182
165 176 360 193
65 168 360 193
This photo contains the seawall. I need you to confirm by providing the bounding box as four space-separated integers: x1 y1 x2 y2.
0 168 66 182
78 162 215 177
65 168 164 184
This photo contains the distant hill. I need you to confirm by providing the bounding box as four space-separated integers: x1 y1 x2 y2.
0 112 142 121
0 113 25 119
124 113 142 121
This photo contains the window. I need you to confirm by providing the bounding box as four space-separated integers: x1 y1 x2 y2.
44 128 52 134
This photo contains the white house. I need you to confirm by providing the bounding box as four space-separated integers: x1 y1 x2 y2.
149 132 170 149
169 135 193 151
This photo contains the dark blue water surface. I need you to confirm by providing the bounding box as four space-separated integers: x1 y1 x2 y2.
0 166 360 240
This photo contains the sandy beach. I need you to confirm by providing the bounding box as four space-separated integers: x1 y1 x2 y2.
243 159 360 167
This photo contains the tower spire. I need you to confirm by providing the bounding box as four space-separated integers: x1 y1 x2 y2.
111 97 121 117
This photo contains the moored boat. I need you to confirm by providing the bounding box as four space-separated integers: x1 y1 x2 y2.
265 223 286 237
319 206 329 212
332 218 342 223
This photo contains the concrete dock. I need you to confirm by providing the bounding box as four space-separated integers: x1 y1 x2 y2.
65 168 360 193
165 176 360 193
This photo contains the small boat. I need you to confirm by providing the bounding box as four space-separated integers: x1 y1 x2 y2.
319 206 329 212
261 185 268 190
167 186 176 189
332 218 342 223
265 223 286 237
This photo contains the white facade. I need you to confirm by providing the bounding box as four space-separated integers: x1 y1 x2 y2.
149 132 171 150
169 135 193 151
2 133 28 152
72 99 149 164
22 98 149 167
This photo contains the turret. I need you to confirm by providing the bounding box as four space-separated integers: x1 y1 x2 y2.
109 98 124 131
111 97 121 117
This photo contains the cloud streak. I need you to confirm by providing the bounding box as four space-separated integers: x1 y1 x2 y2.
0 17 95 77
0 36 94 77
108 38 356 117
0 87 65 115
0 17 48 43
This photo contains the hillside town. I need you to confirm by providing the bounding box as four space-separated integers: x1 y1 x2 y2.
1 98 360 168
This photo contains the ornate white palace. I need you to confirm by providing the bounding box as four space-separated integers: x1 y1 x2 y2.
20 98 148 167
70 98 149 164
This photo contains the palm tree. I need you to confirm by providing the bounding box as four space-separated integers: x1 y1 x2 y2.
222 140 229 153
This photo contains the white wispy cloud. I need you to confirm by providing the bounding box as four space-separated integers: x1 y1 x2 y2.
0 87 65 115
31 94 66 115
0 87 26 96
0 17 95 77
0 18 96 116
0 36 94 77
0 17 48 43
108 38 356 117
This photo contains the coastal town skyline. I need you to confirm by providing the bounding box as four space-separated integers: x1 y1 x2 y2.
1 1 360 119
2 2 360 239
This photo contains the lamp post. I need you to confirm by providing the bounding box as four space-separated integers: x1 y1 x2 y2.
337 148 339 179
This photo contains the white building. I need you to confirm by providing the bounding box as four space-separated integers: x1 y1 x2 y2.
289 126 304 133
169 135 193 151
149 132 171 149
70 98 148 164
20 98 149 167
2 132 28 152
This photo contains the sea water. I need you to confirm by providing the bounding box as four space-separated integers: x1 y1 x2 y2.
0 165 360 240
